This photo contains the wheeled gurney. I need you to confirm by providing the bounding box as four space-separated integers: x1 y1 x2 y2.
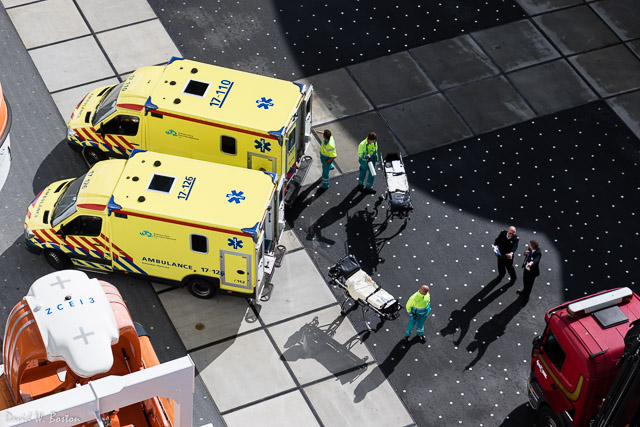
328 255 401 331
382 152 413 219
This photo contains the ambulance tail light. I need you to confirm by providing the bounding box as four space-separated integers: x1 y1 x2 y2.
567 287 633 318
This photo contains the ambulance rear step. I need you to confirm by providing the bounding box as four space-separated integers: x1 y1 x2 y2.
284 155 312 207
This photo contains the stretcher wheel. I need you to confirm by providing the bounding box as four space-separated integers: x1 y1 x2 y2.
44 249 70 270
186 276 218 299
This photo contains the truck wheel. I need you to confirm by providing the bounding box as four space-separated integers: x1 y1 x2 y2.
44 249 70 270
187 277 218 299
83 147 107 165
538 406 566 427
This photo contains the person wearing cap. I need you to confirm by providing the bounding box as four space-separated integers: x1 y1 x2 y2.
357 131 379 194
316 129 337 189
404 285 431 343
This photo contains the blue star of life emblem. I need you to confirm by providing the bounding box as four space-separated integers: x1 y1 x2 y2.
254 138 272 153
228 237 243 249
256 97 274 109
226 190 246 204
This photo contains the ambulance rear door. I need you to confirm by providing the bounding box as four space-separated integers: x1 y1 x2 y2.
220 249 252 292
300 85 313 158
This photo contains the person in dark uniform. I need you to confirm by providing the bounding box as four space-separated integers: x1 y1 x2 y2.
518 240 542 304
493 226 519 284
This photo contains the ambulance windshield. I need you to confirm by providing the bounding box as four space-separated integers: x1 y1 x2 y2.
52 174 86 227
94 82 124 125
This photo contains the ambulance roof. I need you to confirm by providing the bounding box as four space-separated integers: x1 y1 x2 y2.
25 270 120 378
112 151 276 232
117 58 305 133
77 159 126 209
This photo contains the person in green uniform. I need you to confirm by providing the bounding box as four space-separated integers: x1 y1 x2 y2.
357 131 379 194
404 285 431 343
317 129 337 189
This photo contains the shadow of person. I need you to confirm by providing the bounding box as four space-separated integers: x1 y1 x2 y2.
280 315 369 384
464 298 524 370
305 186 367 244
353 338 413 403
440 278 513 346
285 178 322 224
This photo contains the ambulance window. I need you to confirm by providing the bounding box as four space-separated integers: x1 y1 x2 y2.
148 174 175 193
183 80 210 97
543 331 566 371
287 129 296 152
103 115 139 136
64 216 102 237
191 234 208 254
221 136 236 155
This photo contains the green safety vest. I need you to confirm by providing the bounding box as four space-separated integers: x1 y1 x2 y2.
320 136 336 158
406 291 431 313
358 138 378 161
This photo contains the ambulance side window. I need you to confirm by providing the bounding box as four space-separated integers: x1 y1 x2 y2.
221 136 236 155
287 129 296 152
542 331 566 371
64 215 102 237
103 115 139 136
191 234 208 254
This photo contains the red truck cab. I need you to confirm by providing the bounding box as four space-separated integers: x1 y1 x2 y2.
528 288 640 427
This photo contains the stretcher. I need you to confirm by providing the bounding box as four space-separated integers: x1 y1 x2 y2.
328 255 401 331
381 152 413 219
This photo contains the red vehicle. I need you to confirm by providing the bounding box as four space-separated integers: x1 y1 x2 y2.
528 287 640 427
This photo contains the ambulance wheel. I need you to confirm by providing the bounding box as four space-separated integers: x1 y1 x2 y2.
44 249 70 270
187 277 218 299
84 147 107 165
538 405 566 427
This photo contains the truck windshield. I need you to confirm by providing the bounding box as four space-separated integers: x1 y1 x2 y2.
93 82 124 125
51 174 86 227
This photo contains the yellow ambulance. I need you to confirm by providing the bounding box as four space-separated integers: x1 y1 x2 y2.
23 150 278 299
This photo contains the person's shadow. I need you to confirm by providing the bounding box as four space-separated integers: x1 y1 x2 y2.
440 277 514 346
285 178 323 224
306 187 367 245
464 298 523 370
353 338 414 403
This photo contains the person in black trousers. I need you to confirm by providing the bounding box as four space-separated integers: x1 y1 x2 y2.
518 240 542 304
493 226 519 284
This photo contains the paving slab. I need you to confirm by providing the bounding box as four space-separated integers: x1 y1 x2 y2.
304 368 414 427
159 287 258 350
191 329 296 412
320 112 404 174
300 69 372 125
77 0 157 33
97 19 180 74
381 93 473 154
7 0 89 49
591 0 640 41
410 35 500 90
569 44 640 97
51 77 119 122
1 0 33 7
446 76 536 134
348 52 436 108
279 227 304 252
28 37 114 92
607 90 640 141
508 59 598 115
256 249 337 325
222 390 319 427
533 5 620 55
515 0 582 15
629 40 640 59
472 19 560 72
269 306 373 384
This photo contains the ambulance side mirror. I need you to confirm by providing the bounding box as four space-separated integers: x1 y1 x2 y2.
56 224 67 240
532 335 542 351
98 123 105 137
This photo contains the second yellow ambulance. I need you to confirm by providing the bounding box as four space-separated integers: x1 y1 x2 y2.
24 151 278 299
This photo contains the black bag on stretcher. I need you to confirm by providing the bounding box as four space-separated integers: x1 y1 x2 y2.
382 153 413 218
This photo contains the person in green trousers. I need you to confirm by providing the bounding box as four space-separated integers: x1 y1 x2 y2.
357 131 379 194
404 285 431 343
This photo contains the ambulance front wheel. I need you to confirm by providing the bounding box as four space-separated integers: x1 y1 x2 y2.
538 405 566 427
44 249 70 270
187 276 218 299
83 146 107 165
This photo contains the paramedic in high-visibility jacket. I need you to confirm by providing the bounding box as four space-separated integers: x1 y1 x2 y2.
317 129 337 189
357 132 379 194
404 285 431 344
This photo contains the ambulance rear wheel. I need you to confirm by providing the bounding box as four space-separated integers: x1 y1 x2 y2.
83 147 107 165
44 249 70 270
187 277 218 299
538 406 566 427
